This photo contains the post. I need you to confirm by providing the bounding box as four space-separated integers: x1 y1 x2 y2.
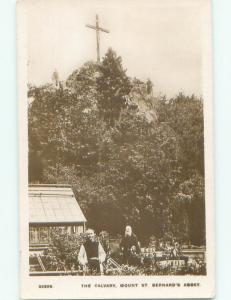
86 15 109 63
96 15 100 63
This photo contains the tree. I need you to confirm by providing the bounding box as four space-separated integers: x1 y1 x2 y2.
28 52 205 246
156 93 205 245
156 93 204 177
28 77 104 183
97 48 132 125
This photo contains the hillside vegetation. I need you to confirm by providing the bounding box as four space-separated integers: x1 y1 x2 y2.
28 48 205 245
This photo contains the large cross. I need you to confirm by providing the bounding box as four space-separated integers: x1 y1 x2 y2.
86 15 109 63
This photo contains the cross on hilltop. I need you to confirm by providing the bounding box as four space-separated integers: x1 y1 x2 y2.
86 15 110 63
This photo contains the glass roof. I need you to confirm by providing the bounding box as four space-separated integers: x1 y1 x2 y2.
29 186 86 224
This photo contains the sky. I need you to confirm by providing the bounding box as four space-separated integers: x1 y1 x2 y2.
26 0 207 98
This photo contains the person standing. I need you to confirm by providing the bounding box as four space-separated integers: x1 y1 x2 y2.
78 228 106 274
120 225 141 265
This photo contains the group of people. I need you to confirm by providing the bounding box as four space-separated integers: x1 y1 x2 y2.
78 225 140 274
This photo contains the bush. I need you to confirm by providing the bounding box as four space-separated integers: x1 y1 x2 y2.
41 228 87 271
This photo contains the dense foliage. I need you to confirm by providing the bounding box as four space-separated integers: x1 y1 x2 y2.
28 48 205 245
33 230 206 275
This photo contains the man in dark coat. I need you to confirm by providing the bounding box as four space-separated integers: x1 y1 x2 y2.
120 225 141 265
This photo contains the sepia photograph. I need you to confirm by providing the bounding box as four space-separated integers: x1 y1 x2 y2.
18 0 214 298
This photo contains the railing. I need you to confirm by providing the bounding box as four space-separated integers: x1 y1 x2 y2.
37 255 46 272
105 257 121 270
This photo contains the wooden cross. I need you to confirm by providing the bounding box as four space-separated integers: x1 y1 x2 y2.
86 15 109 63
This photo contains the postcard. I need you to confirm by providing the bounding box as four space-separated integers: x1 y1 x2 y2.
18 0 214 298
